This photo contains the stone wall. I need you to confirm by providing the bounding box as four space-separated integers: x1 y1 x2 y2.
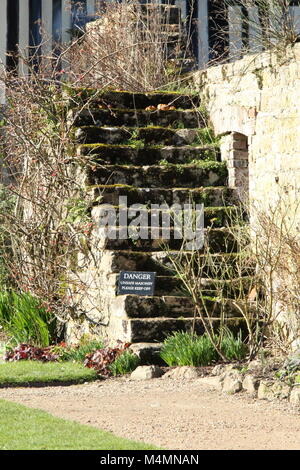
193 46 300 210
193 47 300 345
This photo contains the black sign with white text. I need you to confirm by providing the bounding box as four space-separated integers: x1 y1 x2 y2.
117 271 156 296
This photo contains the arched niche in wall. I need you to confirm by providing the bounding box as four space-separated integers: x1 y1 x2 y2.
220 131 249 201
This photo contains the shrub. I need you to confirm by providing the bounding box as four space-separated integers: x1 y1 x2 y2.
160 330 247 366
0 184 16 287
0 290 56 347
109 350 140 376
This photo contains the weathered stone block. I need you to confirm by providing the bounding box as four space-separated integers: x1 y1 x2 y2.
222 372 242 394
163 366 201 380
242 374 260 396
289 387 300 405
130 365 163 380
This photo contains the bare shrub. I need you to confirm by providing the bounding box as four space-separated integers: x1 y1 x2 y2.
66 0 193 91
249 193 300 353
0 1 195 338
0 48 107 335
164 192 300 360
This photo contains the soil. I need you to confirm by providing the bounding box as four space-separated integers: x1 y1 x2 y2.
0 375 300 450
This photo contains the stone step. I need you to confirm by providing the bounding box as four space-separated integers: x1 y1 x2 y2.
68 89 200 110
92 205 237 229
75 126 205 146
126 317 247 342
128 343 164 366
96 227 236 252
72 108 203 129
86 162 228 188
140 4 181 24
107 250 254 278
77 143 220 165
168 57 197 74
166 34 193 59
153 275 252 298
117 275 251 298
119 294 244 319
91 185 234 207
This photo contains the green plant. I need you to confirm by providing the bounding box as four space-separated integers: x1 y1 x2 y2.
193 128 220 146
56 340 104 363
160 330 247 367
220 327 248 361
160 331 218 367
123 129 145 149
171 120 185 129
0 290 56 347
109 350 140 376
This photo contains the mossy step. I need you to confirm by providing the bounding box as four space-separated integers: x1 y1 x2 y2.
166 37 194 59
119 294 244 319
86 162 227 188
77 143 220 165
126 316 247 342
75 126 206 146
153 275 252 298
167 58 197 74
67 88 200 110
92 205 237 229
107 250 255 278
96 226 236 252
90 185 234 207
72 108 203 129
140 3 181 24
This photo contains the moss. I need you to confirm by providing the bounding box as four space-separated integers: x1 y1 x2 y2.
87 184 135 190
253 68 264 90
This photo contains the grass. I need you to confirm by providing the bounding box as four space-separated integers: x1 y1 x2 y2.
0 399 157 450
109 351 140 376
0 361 98 386
160 330 247 367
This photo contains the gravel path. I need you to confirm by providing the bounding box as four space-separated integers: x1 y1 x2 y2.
0 376 300 450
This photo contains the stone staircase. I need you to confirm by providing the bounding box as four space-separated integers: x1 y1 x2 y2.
86 3 196 80
65 88 249 359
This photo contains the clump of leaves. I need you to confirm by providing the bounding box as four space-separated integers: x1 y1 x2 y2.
84 342 131 375
193 127 219 146
5 343 58 362
276 351 300 382
0 290 56 347
160 330 247 367
160 331 218 367
55 339 104 363
220 328 247 361
109 350 140 376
